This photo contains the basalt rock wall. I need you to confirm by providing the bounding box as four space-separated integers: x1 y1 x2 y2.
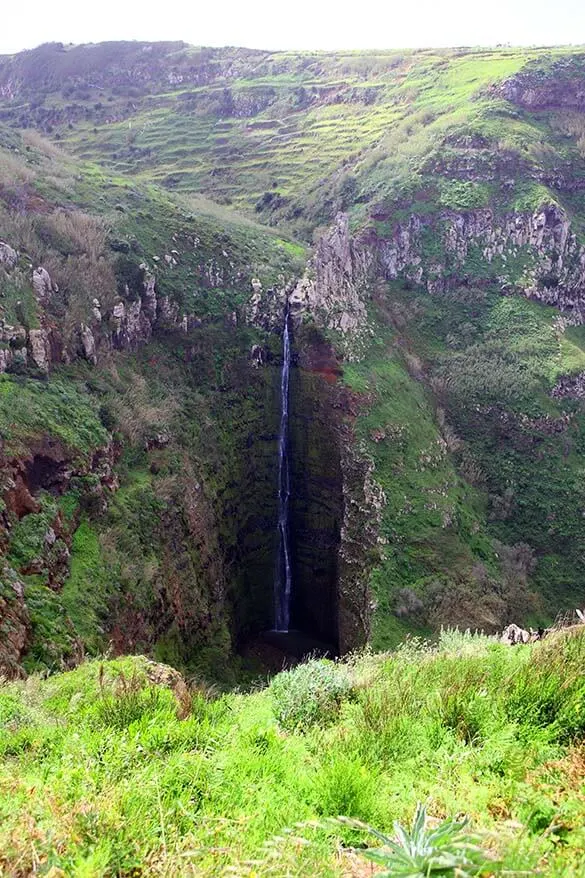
292 204 585 350
288 321 382 653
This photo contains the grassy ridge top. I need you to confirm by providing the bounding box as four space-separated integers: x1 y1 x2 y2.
2 628 585 875
3 42 585 237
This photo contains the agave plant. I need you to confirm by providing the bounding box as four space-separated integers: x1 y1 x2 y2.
335 804 498 877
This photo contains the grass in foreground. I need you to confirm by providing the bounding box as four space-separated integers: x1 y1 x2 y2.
2 629 585 876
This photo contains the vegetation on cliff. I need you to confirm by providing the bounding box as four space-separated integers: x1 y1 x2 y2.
3 41 585 672
0 122 303 676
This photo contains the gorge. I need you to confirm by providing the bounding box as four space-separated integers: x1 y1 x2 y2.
4 34 585 878
2 42 585 681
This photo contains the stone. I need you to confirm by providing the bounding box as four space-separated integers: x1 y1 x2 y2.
112 301 126 324
79 324 97 365
0 349 13 373
0 241 18 269
142 273 157 322
158 295 179 326
500 623 531 645
250 344 265 367
552 371 585 399
32 267 57 303
44 527 57 547
28 328 50 372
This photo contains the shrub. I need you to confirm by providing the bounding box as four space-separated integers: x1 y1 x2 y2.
505 628 585 742
90 667 172 730
269 658 354 731
311 753 379 821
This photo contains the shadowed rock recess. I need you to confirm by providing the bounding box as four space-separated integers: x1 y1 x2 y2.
289 324 343 651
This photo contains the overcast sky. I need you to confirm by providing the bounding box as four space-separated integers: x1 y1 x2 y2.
1 0 584 55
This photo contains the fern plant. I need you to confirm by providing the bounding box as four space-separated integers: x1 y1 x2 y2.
335 804 498 877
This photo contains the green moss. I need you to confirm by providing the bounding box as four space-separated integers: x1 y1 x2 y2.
60 521 111 652
0 375 108 457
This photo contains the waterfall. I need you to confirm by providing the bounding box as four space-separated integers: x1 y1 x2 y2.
274 303 292 632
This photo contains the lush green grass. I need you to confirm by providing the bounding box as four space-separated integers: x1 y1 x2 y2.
2 629 585 875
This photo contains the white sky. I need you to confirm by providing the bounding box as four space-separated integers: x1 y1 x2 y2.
1 0 584 55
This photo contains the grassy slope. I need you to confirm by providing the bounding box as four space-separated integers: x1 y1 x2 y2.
2 629 585 875
12 45 580 235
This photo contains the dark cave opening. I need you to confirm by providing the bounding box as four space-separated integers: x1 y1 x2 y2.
24 453 69 495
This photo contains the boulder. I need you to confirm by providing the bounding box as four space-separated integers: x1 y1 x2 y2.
0 241 18 270
32 267 57 304
28 328 50 372
500 623 531 645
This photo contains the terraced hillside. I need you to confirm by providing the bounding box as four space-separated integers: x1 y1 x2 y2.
3 44 585 231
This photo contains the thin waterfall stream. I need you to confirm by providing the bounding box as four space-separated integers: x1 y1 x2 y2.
274 303 292 632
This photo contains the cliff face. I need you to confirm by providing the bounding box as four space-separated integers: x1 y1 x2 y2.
376 206 585 317
292 204 585 341
285 197 585 640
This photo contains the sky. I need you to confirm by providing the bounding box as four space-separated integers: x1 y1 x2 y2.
1 0 584 55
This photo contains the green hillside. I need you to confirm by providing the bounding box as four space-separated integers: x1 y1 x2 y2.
2 630 585 875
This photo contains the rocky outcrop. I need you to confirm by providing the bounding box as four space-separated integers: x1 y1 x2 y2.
290 214 374 348
500 623 531 645
110 298 154 350
495 64 585 111
552 371 585 399
0 262 166 372
377 204 585 314
32 266 58 304
244 277 291 330
28 328 51 373
79 324 97 364
296 207 585 360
